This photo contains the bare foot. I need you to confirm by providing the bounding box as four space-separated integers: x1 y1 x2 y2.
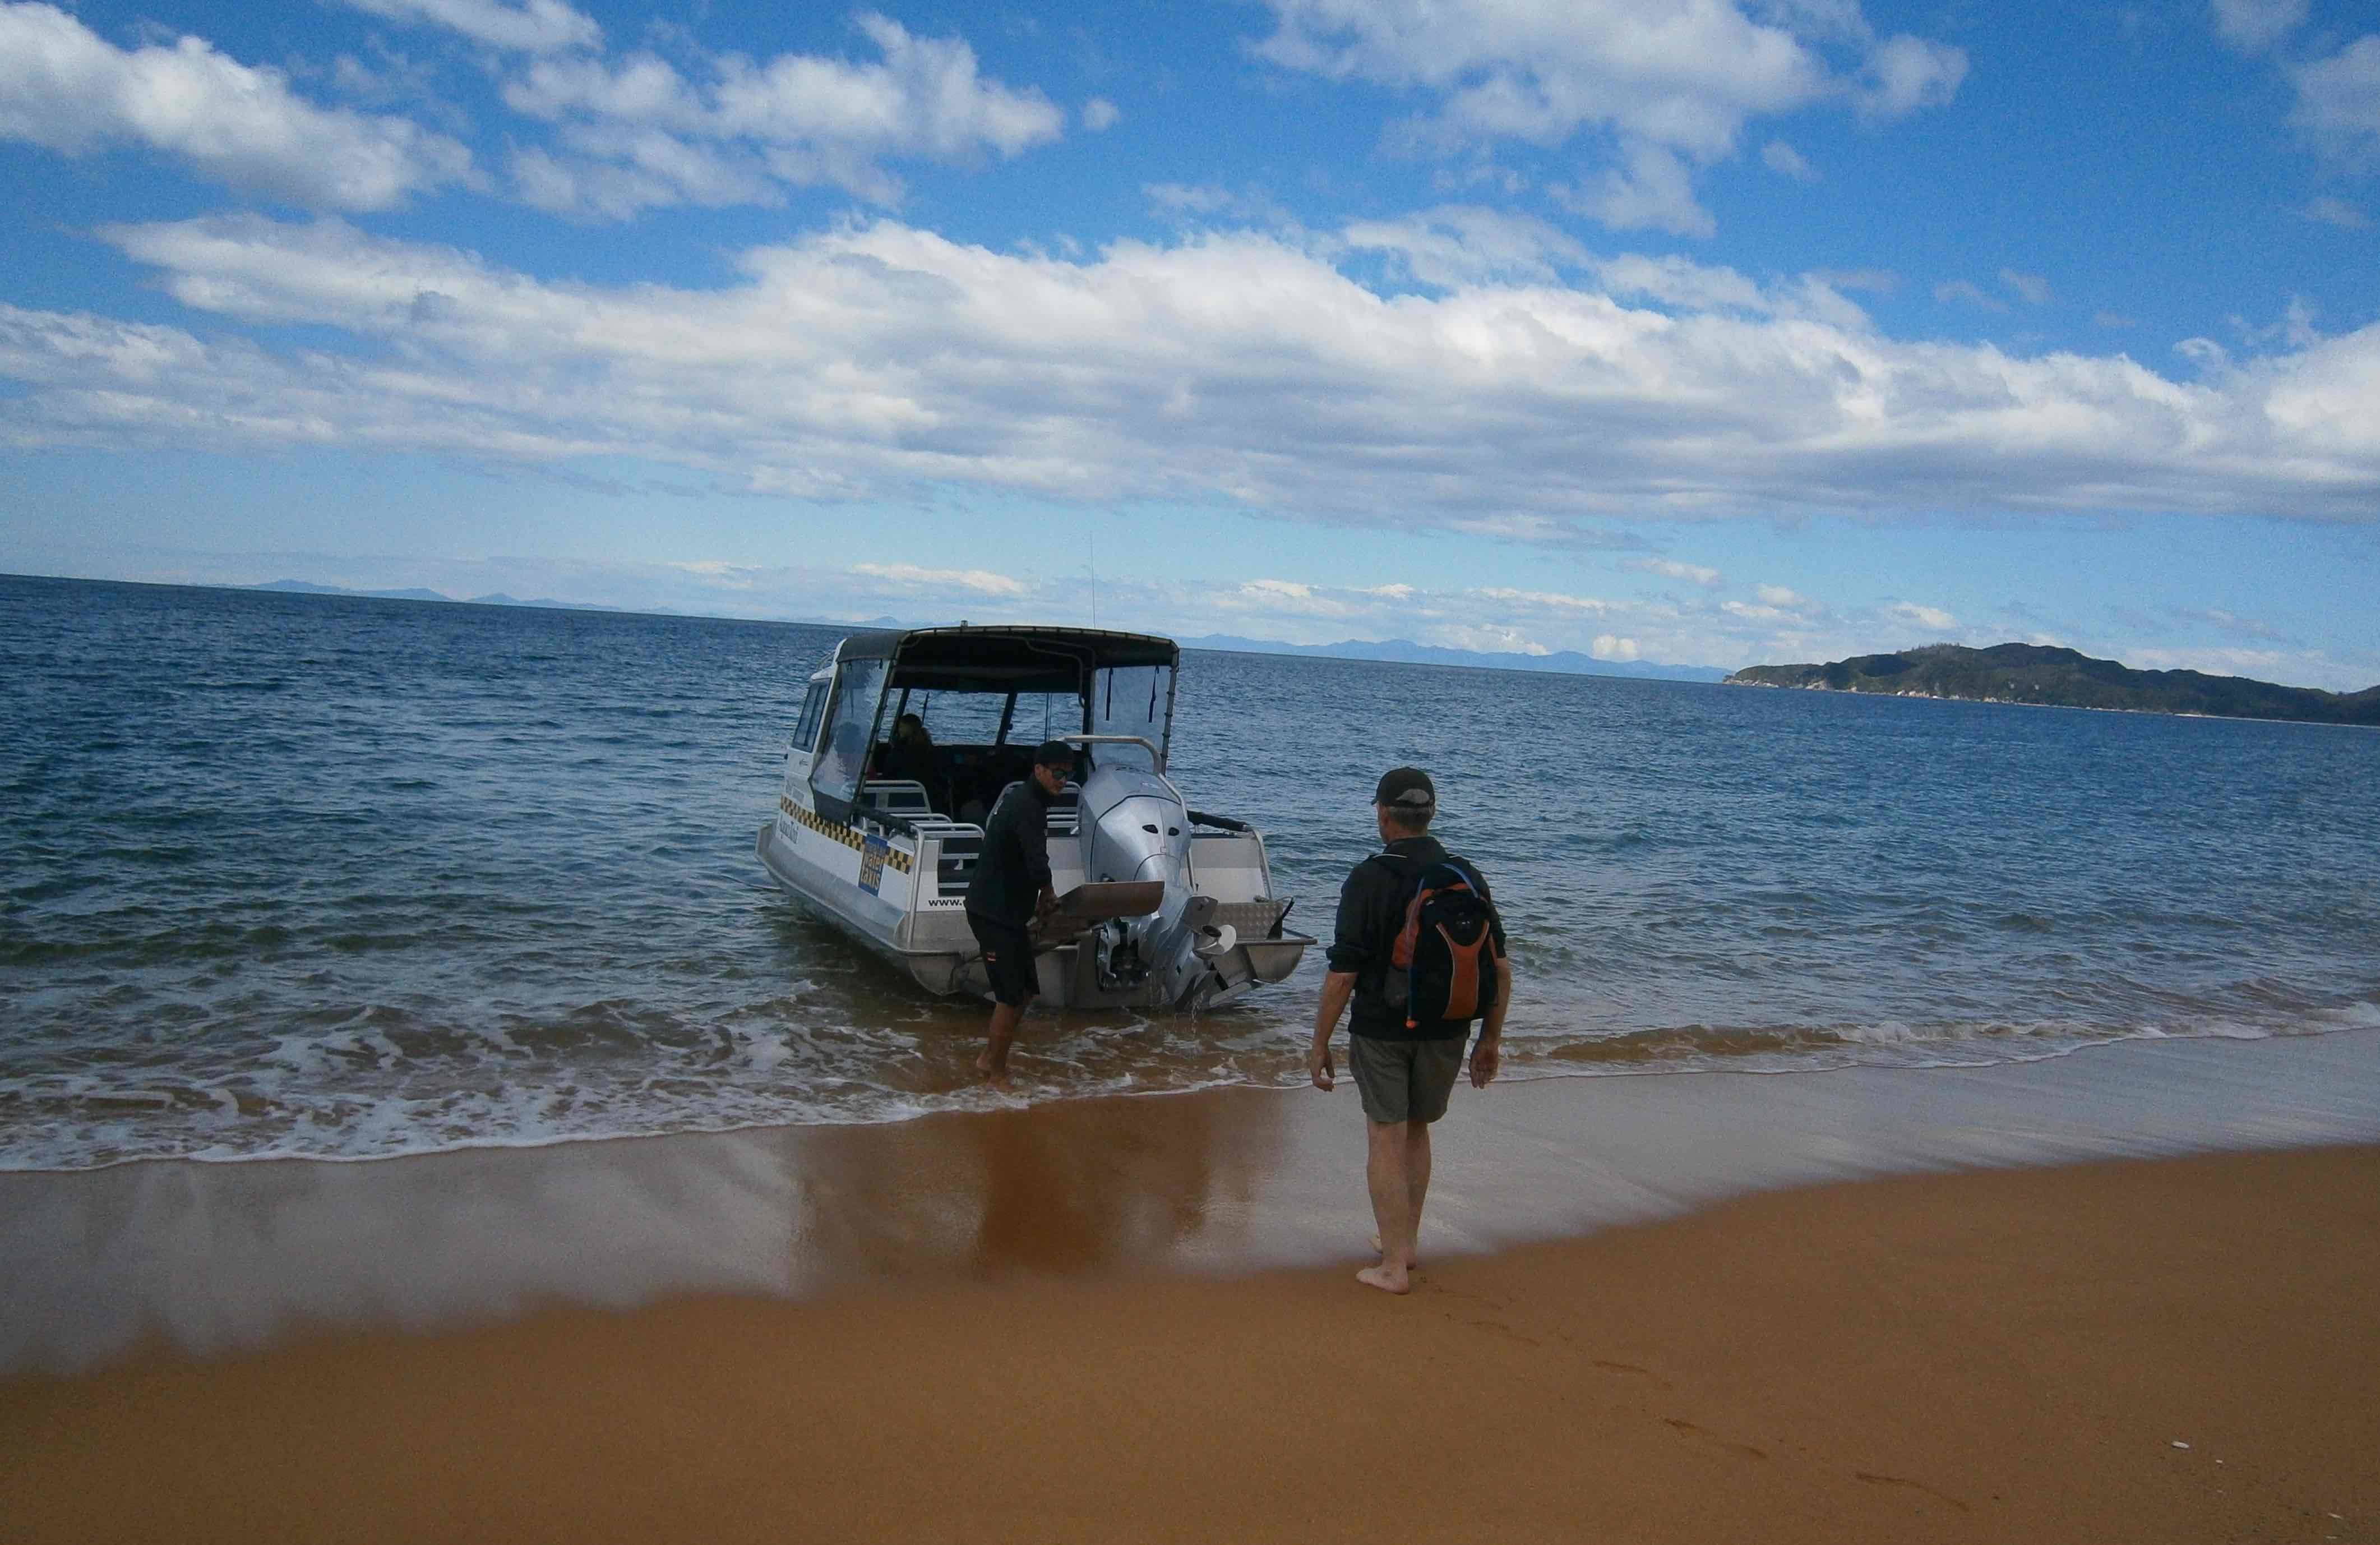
1356 1263 1411 1295
974 1054 1012 1090
1369 1234 1420 1271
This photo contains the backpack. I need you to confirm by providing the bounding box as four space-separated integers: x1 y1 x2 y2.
1375 854 1503 1030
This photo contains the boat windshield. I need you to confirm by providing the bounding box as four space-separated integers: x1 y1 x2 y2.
1089 663 1173 771
813 657 889 806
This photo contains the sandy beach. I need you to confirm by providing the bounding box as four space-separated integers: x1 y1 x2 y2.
6 1035 2379 1543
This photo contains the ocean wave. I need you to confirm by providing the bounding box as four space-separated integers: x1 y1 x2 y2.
0 1000 2355 1172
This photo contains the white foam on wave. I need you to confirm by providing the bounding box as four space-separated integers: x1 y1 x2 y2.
261 1034 332 1076
732 1028 797 1075
1829 1019 1923 1045
0 995 2365 1173
1500 1011 2304 1087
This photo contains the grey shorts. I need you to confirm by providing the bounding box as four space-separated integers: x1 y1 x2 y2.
1349 1032 1467 1124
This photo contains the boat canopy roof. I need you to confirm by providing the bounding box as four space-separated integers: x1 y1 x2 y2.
835 626 1179 694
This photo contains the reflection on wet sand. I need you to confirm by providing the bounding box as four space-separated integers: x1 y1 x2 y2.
790 1091 1282 1280
7 1027 2380 1380
0 1090 1293 1377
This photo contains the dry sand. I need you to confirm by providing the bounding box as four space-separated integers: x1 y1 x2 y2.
6 1140 2375 1544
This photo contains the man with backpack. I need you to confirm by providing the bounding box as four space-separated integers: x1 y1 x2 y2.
1308 766 1512 1294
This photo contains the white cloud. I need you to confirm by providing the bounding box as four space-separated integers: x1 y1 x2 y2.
1854 34 1967 120
498 13 1066 214
2210 0 2307 53
2294 36 2380 155
1628 557 1721 585
2124 643 2342 682
1146 182 1235 214
1252 0 1961 236
1343 205 1589 288
6 211 2376 534
0 2 473 209
1475 587 1612 613
335 0 601 54
1082 96 1121 131
2302 195 2370 228
510 139 778 220
1201 578 1688 656
1254 0 1832 157
1815 267 1897 294
1935 278 2009 312
1219 578 1360 619
852 562 1025 596
1762 139 1818 181
2176 606 2286 642
1591 252 1763 313
2233 294 2322 350
1564 142 1716 238
2000 267 2052 306
1888 601 1956 630
1755 584 1809 608
1434 624 1552 654
669 559 752 584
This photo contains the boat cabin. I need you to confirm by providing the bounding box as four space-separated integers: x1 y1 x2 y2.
787 625 1179 828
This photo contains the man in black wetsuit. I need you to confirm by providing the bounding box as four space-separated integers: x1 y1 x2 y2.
1307 766 1512 1294
963 739 1073 1086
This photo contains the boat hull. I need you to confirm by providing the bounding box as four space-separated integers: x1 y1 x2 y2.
757 817 1311 1010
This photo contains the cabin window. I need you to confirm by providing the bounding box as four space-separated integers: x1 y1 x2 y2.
812 658 889 806
1010 691 1078 747
790 681 829 754
1089 664 1173 771
909 690 1009 747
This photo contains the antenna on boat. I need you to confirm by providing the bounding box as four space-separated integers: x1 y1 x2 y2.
1089 524 1098 630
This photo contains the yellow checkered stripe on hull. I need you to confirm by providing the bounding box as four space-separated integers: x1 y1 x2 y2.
777 796 915 873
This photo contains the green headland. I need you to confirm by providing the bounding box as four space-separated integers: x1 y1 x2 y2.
1725 643 2380 726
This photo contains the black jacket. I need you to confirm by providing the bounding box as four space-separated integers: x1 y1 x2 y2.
964 779 1053 925
1327 834 1506 1040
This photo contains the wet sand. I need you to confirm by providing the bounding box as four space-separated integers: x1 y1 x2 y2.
6 1033 2380 1542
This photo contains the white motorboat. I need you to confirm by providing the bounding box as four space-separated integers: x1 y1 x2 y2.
756 625 1314 1009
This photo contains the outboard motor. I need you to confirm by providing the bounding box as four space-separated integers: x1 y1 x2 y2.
1078 765 1193 994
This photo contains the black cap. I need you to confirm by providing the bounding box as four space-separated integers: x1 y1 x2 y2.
1033 739 1076 767
1374 766 1435 811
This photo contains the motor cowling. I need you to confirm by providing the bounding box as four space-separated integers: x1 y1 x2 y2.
1078 766 1191 985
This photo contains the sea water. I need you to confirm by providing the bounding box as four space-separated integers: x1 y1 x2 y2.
4 572 2377 1170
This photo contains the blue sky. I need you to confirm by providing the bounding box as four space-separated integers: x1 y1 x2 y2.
2 0 2376 687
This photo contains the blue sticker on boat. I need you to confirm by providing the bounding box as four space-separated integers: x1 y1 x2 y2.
858 833 889 896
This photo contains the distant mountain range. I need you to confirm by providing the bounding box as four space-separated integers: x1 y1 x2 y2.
242 581 1729 683
1727 643 2380 726
251 579 621 611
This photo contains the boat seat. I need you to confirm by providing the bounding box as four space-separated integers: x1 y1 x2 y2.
858 779 933 817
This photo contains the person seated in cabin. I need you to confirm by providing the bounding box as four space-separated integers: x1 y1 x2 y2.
879 713 948 813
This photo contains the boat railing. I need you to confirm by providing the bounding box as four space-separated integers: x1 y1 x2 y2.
1055 732 1164 773
857 779 933 818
